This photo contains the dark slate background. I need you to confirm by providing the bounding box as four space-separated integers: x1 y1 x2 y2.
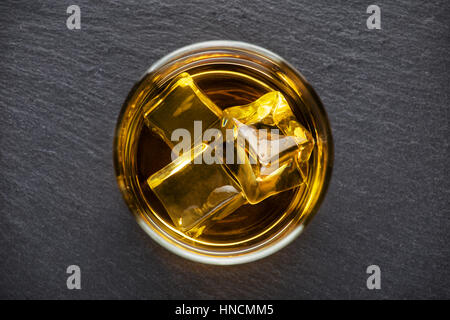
1 0 449 299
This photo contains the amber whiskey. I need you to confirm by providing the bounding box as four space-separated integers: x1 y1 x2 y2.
114 41 333 264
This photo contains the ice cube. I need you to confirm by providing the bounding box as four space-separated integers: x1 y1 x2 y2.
221 92 314 204
147 143 246 236
143 72 222 147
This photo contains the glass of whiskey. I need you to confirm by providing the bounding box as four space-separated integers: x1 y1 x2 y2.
114 41 333 265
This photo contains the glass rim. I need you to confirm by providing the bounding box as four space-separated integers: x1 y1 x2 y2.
114 40 334 265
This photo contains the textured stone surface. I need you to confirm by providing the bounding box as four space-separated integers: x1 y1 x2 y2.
0 0 449 299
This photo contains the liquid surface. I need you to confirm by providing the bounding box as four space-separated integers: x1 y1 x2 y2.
138 71 314 240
